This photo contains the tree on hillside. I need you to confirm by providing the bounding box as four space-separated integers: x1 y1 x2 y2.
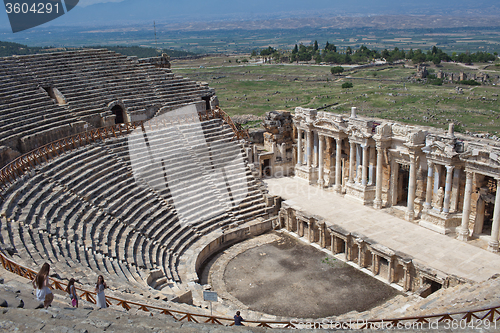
331 66 344 75
314 50 322 64
314 40 318 52
260 46 275 56
407 49 414 60
325 41 336 52
412 49 427 64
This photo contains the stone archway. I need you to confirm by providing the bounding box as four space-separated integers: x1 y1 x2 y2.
111 105 125 124
108 101 127 124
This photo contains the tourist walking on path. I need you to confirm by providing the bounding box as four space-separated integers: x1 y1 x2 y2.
95 275 108 309
234 311 244 326
32 262 53 309
66 278 78 308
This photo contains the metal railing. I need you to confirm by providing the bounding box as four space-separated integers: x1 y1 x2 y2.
199 107 250 141
0 121 143 192
0 253 499 329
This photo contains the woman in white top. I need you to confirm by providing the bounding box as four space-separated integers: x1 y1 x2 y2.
95 275 108 309
32 262 53 308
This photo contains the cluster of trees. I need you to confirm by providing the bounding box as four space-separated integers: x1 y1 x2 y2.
253 42 499 65
452 51 496 64
0 41 194 58
0 41 46 56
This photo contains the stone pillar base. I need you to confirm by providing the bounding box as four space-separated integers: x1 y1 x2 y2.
405 210 415 222
373 199 382 210
488 241 499 253
334 184 342 194
457 228 469 242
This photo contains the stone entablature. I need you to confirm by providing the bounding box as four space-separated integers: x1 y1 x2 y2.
292 106 500 252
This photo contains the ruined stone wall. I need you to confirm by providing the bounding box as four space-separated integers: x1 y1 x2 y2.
261 111 295 176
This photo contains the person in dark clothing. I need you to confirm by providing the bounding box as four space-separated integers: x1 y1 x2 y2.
234 311 244 326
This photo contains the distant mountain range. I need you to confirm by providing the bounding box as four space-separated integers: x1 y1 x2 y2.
2 0 500 30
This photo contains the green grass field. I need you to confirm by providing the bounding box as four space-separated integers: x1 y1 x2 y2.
173 57 500 134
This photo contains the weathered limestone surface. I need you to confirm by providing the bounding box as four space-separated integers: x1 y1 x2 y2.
292 107 500 252
0 50 215 167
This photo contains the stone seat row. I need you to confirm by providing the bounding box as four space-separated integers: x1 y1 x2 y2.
0 116 269 294
0 214 149 294
125 133 228 225
0 102 72 127
0 169 175 292
35 141 229 282
0 117 82 149
0 106 73 132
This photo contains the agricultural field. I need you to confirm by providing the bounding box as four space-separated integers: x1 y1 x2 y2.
172 56 500 134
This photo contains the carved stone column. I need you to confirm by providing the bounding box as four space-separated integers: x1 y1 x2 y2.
368 146 375 186
320 222 326 248
433 164 441 203
356 144 361 183
331 234 335 254
362 145 369 186
374 146 384 209
487 179 500 253
358 243 364 267
403 263 411 292
318 135 325 187
349 141 355 183
372 254 379 275
335 138 342 193
390 160 399 207
313 132 319 167
297 128 303 165
306 129 313 168
388 257 394 283
443 165 454 213
424 161 434 210
307 221 312 242
450 167 460 212
406 156 417 221
457 171 473 241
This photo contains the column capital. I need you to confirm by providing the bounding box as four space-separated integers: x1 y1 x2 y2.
445 165 455 172
427 160 434 168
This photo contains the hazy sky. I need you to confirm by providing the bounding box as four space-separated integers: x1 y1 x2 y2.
2 0 500 32
78 0 123 7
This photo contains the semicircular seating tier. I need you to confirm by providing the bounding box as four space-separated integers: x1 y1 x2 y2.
0 116 270 301
0 49 213 166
